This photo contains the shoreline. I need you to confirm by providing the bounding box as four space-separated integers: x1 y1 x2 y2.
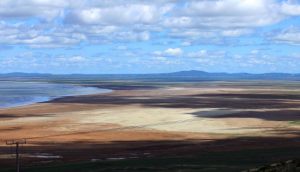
0 81 113 110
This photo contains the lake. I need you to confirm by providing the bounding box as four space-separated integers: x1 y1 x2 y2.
0 82 111 108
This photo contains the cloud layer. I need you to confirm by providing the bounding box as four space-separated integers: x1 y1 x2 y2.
1 0 300 74
0 0 300 48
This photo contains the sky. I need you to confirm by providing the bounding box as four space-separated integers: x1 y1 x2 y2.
1 0 300 74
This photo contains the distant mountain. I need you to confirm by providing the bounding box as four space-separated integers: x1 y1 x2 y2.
167 70 209 76
0 72 53 77
0 71 299 80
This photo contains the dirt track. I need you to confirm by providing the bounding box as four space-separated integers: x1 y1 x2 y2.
1 84 300 166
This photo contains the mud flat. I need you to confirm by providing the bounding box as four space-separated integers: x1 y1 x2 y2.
1 80 300 169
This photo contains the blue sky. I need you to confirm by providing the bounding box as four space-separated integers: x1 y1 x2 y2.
1 0 300 74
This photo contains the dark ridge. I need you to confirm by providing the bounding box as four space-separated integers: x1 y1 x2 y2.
0 70 299 80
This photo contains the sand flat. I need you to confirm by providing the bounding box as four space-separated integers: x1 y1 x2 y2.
74 107 247 133
1 84 300 165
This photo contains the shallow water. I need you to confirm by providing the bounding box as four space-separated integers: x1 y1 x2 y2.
0 82 111 108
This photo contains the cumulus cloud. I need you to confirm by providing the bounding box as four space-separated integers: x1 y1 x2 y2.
250 50 260 54
152 48 184 57
267 25 300 46
69 56 86 61
167 30 217 39
187 50 227 58
112 31 150 42
0 0 68 21
196 59 210 63
0 21 81 48
180 41 191 46
280 0 300 15
64 4 173 26
152 51 163 55
220 29 254 37
57 56 86 62
115 46 127 50
186 50 207 58
234 55 242 59
118 52 137 57
19 52 33 58
1 0 300 49
167 0 288 29
152 41 175 45
164 48 184 56
152 49 227 59
289 53 300 58
152 57 166 61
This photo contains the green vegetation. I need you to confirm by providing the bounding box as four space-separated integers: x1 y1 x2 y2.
2 147 300 172
289 121 300 125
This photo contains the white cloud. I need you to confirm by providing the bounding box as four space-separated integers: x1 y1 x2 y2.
152 48 184 57
118 52 137 57
0 0 68 21
0 0 300 49
152 51 162 55
262 54 276 60
128 58 140 63
138 31 150 41
187 50 226 58
64 4 173 25
152 49 227 59
220 29 254 37
289 53 300 58
250 50 259 54
152 57 166 61
234 55 242 59
19 52 33 58
69 56 86 62
152 41 174 45
267 25 300 46
280 0 300 15
164 48 184 56
167 0 289 29
180 41 191 46
167 30 217 39
196 59 210 63
112 31 150 42
115 46 127 50
0 21 81 48
209 51 227 58
186 50 207 58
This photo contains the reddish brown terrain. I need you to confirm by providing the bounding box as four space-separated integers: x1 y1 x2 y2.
1 81 300 167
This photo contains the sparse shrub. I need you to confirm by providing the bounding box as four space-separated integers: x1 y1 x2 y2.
242 158 300 172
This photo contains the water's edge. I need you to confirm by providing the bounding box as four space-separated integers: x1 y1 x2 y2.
0 82 112 109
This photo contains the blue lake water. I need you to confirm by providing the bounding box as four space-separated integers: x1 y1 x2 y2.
0 82 111 108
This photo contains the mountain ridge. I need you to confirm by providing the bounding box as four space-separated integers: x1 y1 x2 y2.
0 70 299 80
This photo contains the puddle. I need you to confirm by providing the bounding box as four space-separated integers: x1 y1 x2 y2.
28 153 62 159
